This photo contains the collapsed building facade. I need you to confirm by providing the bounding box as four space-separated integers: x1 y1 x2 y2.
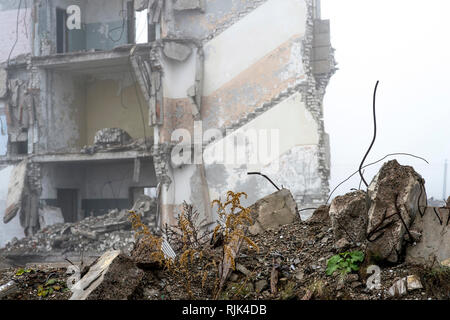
0 0 335 243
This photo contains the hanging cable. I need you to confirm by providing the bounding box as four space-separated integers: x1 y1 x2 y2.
7 0 23 66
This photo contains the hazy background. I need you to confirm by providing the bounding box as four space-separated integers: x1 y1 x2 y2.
321 0 450 201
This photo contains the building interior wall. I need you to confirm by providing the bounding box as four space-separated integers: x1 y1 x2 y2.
40 70 151 153
43 71 87 152
203 92 322 208
85 76 151 145
40 158 156 219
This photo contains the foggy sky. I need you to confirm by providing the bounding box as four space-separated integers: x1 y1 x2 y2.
321 0 450 200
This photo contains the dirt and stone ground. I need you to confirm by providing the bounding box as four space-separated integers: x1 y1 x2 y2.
2 206 448 300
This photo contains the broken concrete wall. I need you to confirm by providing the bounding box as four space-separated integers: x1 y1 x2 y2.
201 0 308 131
159 42 198 142
0 66 35 157
0 166 25 248
200 0 331 210
156 0 334 227
35 68 151 154
40 159 157 219
37 70 86 153
203 92 323 209
167 0 268 41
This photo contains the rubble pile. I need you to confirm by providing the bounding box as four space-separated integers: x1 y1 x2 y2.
1 209 136 257
1 198 157 263
0 160 449 300
81 128 147 154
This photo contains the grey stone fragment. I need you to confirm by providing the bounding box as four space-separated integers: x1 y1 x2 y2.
255 280 268 293
248 189 299 236
388 278 407 297
70 251 144 300
329 190 368 244
406 275 423 291
405 206 450 266
366 160 426 263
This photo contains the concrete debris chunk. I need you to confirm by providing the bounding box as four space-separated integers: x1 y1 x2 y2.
70 227 98 240
163 42 192 61
248 189 299 236
334 238 350 251
236 263 251 276
0 280 18 299
93 128 132 147
388 278 407 297
306 205 330 224
366 160 426 263
329 190 368 245
70 251 144 300
406 275 423 291
3 160 28 224
255 280 268 293
38 206 64 229
2 209 142 262
405 206 450 266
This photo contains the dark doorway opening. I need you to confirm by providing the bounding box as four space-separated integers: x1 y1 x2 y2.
57 189 78 222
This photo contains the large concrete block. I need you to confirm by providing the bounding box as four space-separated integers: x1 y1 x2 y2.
366 160 426 263
329 190 368 245
70 251 144 300
248 189 299 235
406 207 450 266
3 160 28 224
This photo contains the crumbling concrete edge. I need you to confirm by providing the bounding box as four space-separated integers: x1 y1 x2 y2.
200 0 269 44
299 0 337 204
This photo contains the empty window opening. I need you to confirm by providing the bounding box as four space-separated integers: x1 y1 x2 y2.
56 8 68 53
10 141 28 155
135 8 149 43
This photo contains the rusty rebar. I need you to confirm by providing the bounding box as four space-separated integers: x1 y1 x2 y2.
359 81 380 188
326 152 429 204
247 172 280 191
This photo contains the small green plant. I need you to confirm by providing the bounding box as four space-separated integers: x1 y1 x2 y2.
326 250 364 276
15 268 32 276
37 278 64 298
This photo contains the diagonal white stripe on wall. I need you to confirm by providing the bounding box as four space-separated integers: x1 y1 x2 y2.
203 0 307 96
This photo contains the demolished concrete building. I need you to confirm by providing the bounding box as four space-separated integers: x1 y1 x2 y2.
0 0 336 243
